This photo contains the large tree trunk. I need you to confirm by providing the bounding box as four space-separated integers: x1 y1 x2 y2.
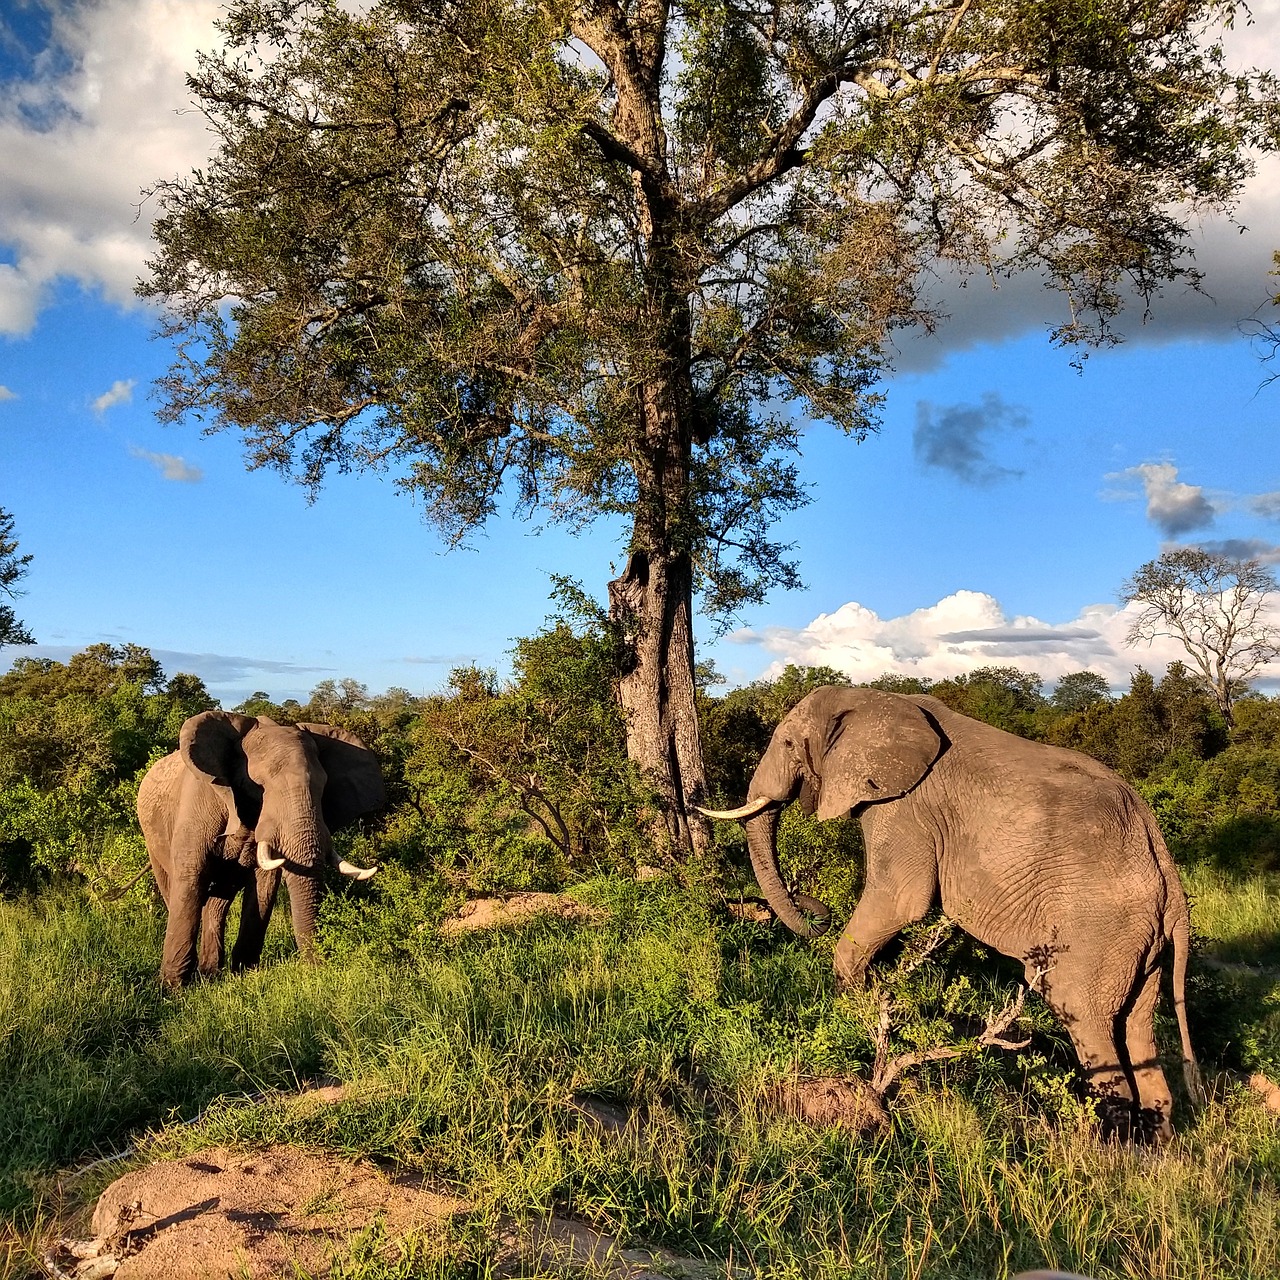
608 362 710 856
609 544 710 854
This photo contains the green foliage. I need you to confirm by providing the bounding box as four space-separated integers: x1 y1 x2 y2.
929 665 1049 738
0 506 33 647
0 646 217 894
1051 669 1112 713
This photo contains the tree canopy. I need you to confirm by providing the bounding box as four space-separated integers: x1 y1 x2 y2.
1122 549 1280 723
142 0 1269 849
0 507 33 647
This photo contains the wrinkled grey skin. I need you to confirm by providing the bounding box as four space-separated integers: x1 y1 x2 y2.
137 711 385 989
723 686 1199 1141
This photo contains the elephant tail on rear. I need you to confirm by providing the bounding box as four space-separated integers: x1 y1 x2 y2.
1147 809 1204 1106
1172 906 1198 1105
1167 901 1204 1105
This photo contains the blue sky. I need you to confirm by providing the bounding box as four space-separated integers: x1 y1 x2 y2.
2 0 1280 706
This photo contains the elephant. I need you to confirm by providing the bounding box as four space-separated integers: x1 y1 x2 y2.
700 686 1201 1140
137 711 385 989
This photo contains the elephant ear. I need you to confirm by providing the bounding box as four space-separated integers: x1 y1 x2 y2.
179 711 258 837
815 692 941 820
299 723 386 831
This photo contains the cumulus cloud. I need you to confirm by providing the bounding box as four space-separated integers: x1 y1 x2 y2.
0 385 15 400
913 392 1028 484
92 378 135 415
129 445 203 482
729 589 1280 689
1113 461 1217 536
0 0 1277 357
1193 537 1280 566
1250 492 1280 521
0 0 220 334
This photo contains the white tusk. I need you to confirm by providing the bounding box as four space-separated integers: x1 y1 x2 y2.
695 795 779 821
257 841 285 871
338 859 378 881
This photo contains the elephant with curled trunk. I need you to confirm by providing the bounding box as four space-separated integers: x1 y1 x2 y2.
137 711 384 989
702 686 1200 1140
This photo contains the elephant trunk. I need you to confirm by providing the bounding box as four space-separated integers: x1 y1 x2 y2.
283 867 323 963
744 807 832 938
267 824 329 963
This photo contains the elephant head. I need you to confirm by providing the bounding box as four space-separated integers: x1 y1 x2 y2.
179 711 385 953
701 688 943 936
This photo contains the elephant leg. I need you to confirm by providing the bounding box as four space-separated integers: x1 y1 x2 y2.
1039 969 1135 1138
1123 964 1174 1141
149 852 171 908
231 868 281 971
198 893 233 978
833 878 936 991
160 870 204 990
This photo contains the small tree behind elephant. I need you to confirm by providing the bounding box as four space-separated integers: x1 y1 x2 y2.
137 711 385 988
702 686 1202 1140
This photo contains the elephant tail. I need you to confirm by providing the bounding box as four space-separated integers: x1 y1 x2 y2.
1168 903 1204 1106
1139 796 1203 1107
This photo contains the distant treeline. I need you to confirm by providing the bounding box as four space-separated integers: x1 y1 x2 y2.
3 613 1278 900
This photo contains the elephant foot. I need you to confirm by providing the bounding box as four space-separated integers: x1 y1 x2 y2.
1135 1103 1174 1145
833 963 868 995
1094 1095 1141 1144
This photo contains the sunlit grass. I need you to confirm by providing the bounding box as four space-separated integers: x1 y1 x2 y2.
1 874 1278 1280
1184 863 1280 967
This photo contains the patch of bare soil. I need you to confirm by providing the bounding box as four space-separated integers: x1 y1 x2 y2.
440 892 601 936
505 1217 728 1280
765 1076 889 1136
44 1146 468 1279
44 1140 728 1280
1250 1072 1280 1115
725 900 772 925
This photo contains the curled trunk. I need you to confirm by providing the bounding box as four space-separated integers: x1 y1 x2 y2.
744 809 832 937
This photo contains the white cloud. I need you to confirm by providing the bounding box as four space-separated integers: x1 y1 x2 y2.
0 0 221 334
129 445 203 482
0 385 15 401
729 589 1280 690
1111 461 1217 536
92 377 135 414
0 0 1276 354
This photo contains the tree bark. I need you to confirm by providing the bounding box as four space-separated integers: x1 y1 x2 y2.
608 355 710 855
609 544 710 855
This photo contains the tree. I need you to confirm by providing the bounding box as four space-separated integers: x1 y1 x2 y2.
1050 670 1112 714
141 0 1263 851
0 506 33 647
1122 549 1280 723
930 665 1046 737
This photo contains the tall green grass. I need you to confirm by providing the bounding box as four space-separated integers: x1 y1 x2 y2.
2 874 1279 1279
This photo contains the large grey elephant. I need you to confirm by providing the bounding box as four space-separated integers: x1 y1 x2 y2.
701 686 1200 1139
137 711 385 989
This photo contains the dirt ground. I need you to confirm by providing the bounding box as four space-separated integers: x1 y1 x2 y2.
40 1066 896 1280
439 892 602 936
43 1144 464 1279
44 1140 732 1280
